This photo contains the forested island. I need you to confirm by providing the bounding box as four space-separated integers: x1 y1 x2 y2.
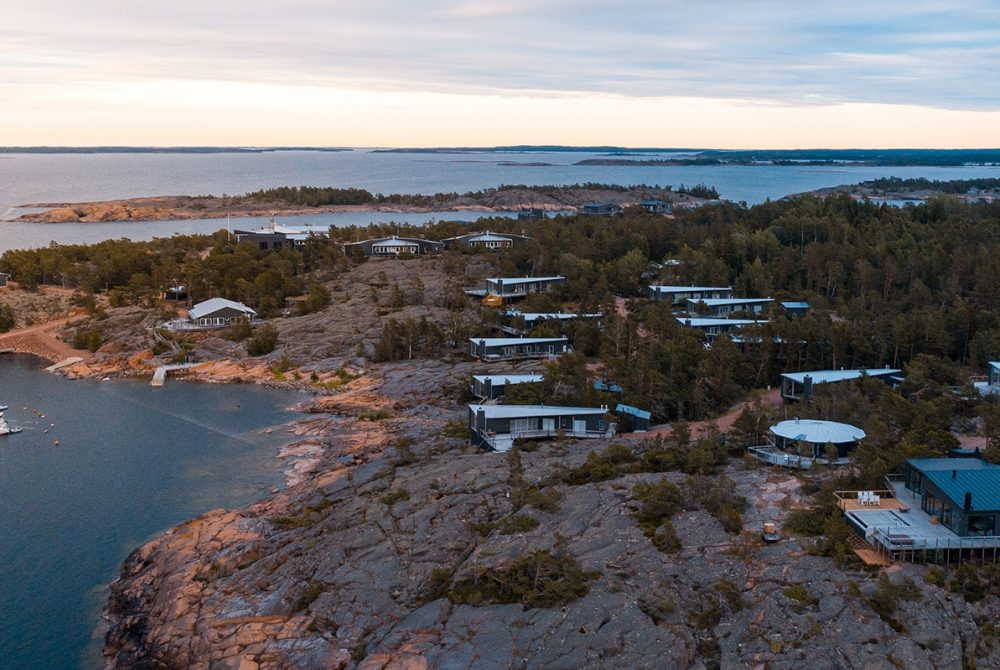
5 187 1000 668
12 183 708 223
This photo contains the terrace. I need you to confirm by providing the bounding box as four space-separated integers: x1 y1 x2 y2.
841 478 1000 564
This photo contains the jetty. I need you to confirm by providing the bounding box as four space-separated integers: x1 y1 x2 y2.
151 363 197 387
45 357 84 372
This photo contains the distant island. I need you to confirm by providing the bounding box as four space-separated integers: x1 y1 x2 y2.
374 146 1000 166
12 183 712 224
793 176 1000 203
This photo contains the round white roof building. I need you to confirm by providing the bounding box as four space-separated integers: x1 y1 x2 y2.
770 419 865 444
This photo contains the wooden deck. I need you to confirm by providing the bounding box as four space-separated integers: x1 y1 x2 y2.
850 535 891 566
838 497 907 512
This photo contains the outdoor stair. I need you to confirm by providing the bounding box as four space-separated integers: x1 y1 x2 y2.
850 534 891 566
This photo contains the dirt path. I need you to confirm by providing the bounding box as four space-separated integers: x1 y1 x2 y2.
0 315 91 362
621 387 782 440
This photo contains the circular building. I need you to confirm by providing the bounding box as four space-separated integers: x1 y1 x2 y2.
770 419 865 460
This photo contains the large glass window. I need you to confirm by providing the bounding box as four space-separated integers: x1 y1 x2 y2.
967 515 996 537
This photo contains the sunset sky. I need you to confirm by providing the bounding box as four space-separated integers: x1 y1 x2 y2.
4 0 1000 147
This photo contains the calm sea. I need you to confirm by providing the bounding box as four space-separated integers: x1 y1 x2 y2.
1 149 999 253
0 355 307 669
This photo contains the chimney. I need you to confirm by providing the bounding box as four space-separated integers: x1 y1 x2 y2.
965 492 973 511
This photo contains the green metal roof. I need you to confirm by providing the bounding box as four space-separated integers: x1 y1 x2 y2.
912 459 1000 512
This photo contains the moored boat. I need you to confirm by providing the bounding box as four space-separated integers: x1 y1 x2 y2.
0 412 23 435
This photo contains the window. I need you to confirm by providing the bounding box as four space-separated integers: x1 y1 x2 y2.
967 515 996 537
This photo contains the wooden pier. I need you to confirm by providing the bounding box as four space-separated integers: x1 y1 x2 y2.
151 363 197 387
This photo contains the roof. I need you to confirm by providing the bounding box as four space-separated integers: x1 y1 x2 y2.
770 419 865 444
685 297 773 307
508 312 602 321
616 404 651 420
908 458 996 472
594 381 624 393
486 276 564 286
469 337 568 347
916 460 1000 512
469 404 607 419
989 362 1000 373
444 231 531 242
472 374 544 385
188 298 256 320
676 317 763 328
781 301 811 309
780 368 901 384
650 285 731 294
344 236 441 247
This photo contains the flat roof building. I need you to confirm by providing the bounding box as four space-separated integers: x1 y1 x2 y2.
343 236 444 257
468 337 570 361
443 231 531 250
468 404 614 452
780 368 902 402
649 285 733 305
470 373 544 400
685 297 773 317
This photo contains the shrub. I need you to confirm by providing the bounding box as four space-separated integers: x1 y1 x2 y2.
246 323 279 356
449 550 598 609
783 583 819 606
222 318 253 341
473 513 540 536
0 301 14 332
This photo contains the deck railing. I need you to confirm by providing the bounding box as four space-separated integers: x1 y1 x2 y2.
747 445 813 470
870 527 1000 552
479 425 615 451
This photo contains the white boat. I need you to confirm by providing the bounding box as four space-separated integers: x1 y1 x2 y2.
0 412 22 435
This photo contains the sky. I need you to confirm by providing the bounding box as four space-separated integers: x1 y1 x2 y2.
2 0 1000 148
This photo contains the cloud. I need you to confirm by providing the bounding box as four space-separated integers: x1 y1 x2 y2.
1 0 999 143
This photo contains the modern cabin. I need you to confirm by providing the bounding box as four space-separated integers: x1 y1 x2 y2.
639 200 673 214
234 223 327 251
770 418 865 460
466 276 565 300
517 208 545 221
685 297 773 316
901 458 1000 537
781 301 811 318
501 311 603 335
582 203 621 216
342 236 444 257
780 368 902 402
468 337 570 361
470 373 544 400
468 404 614 452
442 231 531 250
187 298 258 329
974 362 1000 396
649 285 733 305
675 317 763 339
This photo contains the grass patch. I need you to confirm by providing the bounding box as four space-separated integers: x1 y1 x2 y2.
293 581 327 612
472 513 540 537
380 488 411 506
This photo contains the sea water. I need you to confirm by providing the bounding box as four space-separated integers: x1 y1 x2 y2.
2 149 999 252
0 354 307 669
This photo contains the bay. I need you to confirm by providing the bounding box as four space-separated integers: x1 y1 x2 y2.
0 355 307 669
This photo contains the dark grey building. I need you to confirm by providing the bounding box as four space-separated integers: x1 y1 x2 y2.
187 298 258 328
470 373 544 400
904 458 1000 537
342 236 444 257
468 337 570 360
468 404 614 451
442 231 532 251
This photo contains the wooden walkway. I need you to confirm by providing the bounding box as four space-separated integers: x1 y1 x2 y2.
850 535 891 566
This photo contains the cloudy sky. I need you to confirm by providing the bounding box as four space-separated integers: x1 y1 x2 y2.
3 0 999 147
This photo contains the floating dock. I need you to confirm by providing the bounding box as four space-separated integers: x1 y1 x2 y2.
45 357 84 372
